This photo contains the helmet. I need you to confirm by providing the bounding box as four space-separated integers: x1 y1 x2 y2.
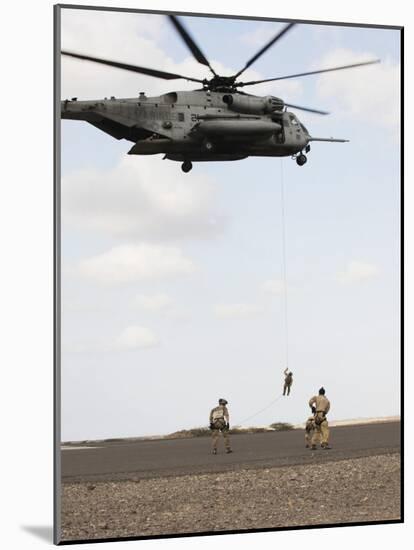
219 398 228 405
319 387 325 395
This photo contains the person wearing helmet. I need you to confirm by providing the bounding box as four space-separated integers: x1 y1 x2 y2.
308 387 331 449
283 368 293 396
209 398 232 455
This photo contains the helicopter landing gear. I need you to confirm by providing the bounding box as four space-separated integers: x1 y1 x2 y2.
296 153 307 166
181 160 193 173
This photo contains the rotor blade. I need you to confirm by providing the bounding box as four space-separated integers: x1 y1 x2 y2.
237 59 380 87
284 102 329 115
169 15 217 76
61 51 205 84
233 22 296 79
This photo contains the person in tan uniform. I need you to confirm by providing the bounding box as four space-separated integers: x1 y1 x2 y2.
308 387 331 449
304 415 320 448
209 398 232 454
283 368 293 396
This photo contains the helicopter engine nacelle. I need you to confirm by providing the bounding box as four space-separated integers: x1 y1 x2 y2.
222 94 284 115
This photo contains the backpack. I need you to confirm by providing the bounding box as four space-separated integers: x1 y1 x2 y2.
211 407 226 429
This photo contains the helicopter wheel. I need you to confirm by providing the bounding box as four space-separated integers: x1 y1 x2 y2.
181 160 193 173
296 153 307 166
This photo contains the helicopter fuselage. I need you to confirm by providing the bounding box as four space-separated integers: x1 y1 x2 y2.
61 90 310 163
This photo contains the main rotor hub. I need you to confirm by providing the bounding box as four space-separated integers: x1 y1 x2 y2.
203 75 238 92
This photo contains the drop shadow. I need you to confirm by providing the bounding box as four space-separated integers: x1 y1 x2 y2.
21 525 54 543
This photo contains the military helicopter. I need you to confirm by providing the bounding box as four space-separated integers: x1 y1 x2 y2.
61 15 379 172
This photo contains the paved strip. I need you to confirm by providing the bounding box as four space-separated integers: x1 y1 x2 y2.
61 446 102 451
61 421 400 482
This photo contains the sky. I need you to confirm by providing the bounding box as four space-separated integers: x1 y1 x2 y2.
59 7 401 441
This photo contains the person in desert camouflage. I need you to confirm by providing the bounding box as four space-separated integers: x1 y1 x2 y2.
283 368 293 396
308 387 331 449
304 415 321 448
209 398 232 455
305 415 315 448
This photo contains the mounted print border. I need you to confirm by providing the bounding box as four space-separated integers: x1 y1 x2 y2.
54 3 403 545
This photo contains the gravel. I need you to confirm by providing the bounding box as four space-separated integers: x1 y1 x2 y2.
60 452 400 542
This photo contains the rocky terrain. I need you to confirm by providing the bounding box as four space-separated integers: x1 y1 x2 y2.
61 452 400 542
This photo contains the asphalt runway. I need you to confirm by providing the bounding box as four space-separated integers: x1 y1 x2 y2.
61 421 400 483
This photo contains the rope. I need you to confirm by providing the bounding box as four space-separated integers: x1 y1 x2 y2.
235 395 283 427
280 160 290 369
232 162 290 429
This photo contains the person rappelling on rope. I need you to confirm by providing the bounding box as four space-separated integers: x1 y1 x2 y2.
283 368 293 396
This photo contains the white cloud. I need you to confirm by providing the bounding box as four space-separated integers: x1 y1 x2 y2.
134 293 172 311
337 260 379 284
246 75 303 101
132 293 191 320
63 325 159 353
113 325 159 350
240 23 282 48
213 303 264 319
61 9 302 102
62 156 225 242
315 49 400 130
61 10 171 99
78 243 196 285
262 278 286 295
233 23 303 100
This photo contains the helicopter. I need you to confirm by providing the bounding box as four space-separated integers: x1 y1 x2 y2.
61 15 379 173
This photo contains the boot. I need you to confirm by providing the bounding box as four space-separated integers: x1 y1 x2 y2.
212 449 217 455
226 449 233 454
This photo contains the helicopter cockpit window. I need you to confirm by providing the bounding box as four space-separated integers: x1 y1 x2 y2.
163 92 178 104
289 114 299 126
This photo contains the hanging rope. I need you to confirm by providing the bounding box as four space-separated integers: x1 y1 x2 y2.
235 395 283 427
233 162 290 429
280 159 290 369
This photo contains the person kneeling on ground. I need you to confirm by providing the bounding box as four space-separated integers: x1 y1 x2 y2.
305 415 321 448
